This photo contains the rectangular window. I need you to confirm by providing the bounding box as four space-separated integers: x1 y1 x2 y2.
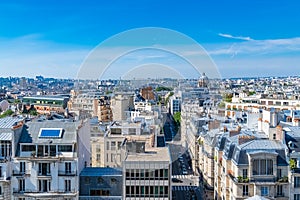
277 169 282 178
117 142 122 150
38 163 51 176
131 169 135 178
277 185 283 196
295 177 300 188
19 179 25 192
145 186 149 195
111 128 121 134
160 169 164 179
65 180 71 192
253 159 273 175
243 169 248 178
96 154 101 161
140 169 145 178
111 142 116 150
155 186 159 196
0 141 11 157
58 145 72 152
126 169 130 179
128 128 136 135
164 186 168 196
145 169 149 178
126 186 130 196
243 185 249 196
141 186 145 196
20 162 26 173
50 145 56 156
160 186 164 195
111 154 114 162
21 145 36 152
164 169 168 178
106 142 109 150
295 194 300 200
96 145 101 152
150 186 154 195
65 162 71 174
135 169 140 179
261 186 269 196
37 145 44 156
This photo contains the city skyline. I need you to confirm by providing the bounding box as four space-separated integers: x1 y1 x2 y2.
1 1 300 79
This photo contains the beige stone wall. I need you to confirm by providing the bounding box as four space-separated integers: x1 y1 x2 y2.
91 136 105 167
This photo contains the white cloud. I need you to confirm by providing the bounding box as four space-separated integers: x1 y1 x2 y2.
207 36 300 56
218 33 253 41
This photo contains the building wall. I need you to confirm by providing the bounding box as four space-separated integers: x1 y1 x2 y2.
122 160 171 200
91 137 105 167
111 95 132 121
79 174 122 199
77 118 91 172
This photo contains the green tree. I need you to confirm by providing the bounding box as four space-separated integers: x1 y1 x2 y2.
218 101 226 108
222 93 233 103
165 92 174 105
290 159 297 169
155 86 172 92
173 112 181 125
29 109 38 116
0 110 14 118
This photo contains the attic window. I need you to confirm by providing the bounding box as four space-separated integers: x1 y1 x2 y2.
288 141 294 148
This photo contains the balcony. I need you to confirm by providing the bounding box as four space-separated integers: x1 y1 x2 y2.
58 170 77 176
275 193 285 198
277 176 289 183
292 168 300 174
12 170 30 176
228 174 288 184
37 172 51 177
0 176 8 181
13 188 77 194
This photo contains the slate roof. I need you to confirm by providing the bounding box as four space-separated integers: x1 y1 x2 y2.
19 120 80 144
217 130 288 166
232 140 288 166
0 132 12 141
0 117 23 129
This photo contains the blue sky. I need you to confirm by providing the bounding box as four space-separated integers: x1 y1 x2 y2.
1 0 300 79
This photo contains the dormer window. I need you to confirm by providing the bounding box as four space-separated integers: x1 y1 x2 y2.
253 159 273 175
289 141 294 148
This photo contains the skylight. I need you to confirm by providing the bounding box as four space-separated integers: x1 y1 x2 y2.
39 128 63 138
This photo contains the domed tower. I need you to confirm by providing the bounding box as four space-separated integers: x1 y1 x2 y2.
198 72 209 88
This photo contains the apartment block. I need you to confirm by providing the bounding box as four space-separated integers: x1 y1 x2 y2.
215 130 289 200
122 143 171 200
110 93 134 121
0 117 24 200
22 95 69 114
79 167 122 200
12 118 91 199
68 91 113 122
